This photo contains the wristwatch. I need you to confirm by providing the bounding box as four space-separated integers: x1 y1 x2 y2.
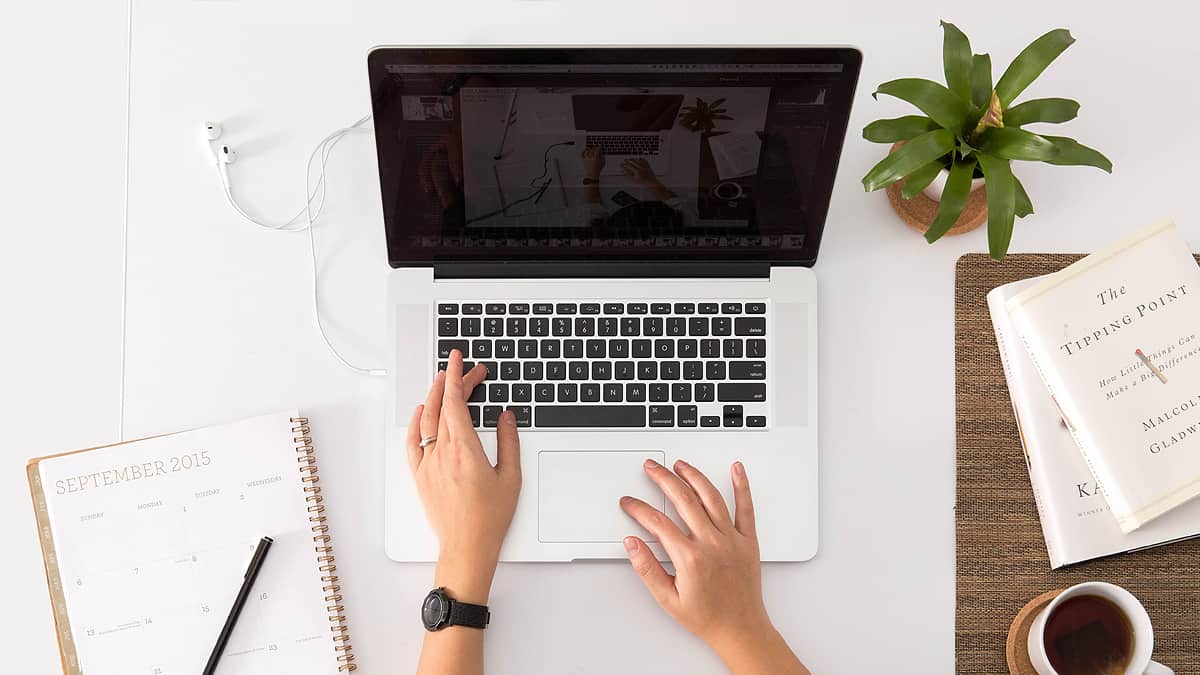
421 587 490 631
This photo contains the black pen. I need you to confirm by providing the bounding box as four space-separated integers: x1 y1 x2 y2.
203 536 273 675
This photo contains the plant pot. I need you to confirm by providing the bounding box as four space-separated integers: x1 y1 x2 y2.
885 142 989 237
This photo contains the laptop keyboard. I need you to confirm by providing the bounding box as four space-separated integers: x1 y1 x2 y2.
584 134 662 156
435 301 768 430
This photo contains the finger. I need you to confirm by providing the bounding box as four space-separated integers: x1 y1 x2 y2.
494 409 522 482
623 536 678 610
731 461 756 537
620 495 687 551
673 460 733 532
420 370 446 444
405 405 424 474
644 459 716 535
461 364 488 402
440 350 471 432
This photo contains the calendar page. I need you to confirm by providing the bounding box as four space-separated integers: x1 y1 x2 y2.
33 412 345 675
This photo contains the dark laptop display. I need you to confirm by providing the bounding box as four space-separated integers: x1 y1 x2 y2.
367 48 861 268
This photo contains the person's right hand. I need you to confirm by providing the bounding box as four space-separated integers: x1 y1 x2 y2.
581 146 605 180
620 460 810 675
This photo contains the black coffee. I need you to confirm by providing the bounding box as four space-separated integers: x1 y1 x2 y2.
1044 594 1134 675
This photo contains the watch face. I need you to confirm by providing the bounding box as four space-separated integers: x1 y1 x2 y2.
422 592 447 629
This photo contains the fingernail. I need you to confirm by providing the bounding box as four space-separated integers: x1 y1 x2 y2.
675 459 689 471
623 536 639 554
644 459 658 470
733 461 746 478
620 495 633 505
501 410 515 423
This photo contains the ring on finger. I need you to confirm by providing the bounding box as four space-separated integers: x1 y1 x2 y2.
418 435 438 449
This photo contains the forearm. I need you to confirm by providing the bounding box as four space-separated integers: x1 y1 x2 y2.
711 623 811 675
415 551 497 675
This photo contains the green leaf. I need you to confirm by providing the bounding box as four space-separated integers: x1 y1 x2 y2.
1040 135 1113 172
994 29 1075 107
863 115 939 143
925 158 978 243
1014 175 1034 218
970 54 992 109
862 129 957 192
941 21 973 102
1004 98 1080 126
901 160 945 199
978 153 1016 259
977 127 1059 161
873 78 970 131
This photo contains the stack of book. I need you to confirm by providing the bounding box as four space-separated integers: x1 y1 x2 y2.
988 219 1200 568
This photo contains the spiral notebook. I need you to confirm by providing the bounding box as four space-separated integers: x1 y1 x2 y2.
27 412 356 674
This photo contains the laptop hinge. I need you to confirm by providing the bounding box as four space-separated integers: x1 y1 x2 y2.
431 261 771 280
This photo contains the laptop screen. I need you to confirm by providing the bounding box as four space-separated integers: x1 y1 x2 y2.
367 48 861 268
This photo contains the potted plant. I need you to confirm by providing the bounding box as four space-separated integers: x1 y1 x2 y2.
861 21 1112 259
678 97 732 133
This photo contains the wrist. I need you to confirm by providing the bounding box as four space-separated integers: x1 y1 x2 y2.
434 547 498 605
706 614 780 668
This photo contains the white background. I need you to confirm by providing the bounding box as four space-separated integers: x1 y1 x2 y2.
5 1 1199 672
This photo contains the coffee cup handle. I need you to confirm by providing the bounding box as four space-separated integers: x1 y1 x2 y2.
1144 660 1174 675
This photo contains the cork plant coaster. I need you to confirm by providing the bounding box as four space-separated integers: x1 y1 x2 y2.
886 178 988 236
1005 589 1063 675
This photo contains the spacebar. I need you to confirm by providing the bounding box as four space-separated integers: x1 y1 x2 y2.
535 406 647 428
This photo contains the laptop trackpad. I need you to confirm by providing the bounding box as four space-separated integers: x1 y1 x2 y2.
538 450 665 543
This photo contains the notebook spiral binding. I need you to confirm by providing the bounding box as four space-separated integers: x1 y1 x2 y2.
292 417 357 672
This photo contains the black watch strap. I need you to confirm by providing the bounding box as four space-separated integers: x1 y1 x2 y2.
448 598 490 629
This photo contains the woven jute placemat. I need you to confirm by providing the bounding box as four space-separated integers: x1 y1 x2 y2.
954 253 1200 674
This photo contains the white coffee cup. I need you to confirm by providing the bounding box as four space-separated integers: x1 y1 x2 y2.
1027 582 1172 675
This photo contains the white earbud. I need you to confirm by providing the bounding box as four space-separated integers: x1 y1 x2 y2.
203 121 223 141
218 144 236 164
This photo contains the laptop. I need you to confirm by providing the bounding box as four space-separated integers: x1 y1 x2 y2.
368 47 861 562
571 94 683 176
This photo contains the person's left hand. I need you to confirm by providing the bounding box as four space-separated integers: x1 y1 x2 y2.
621 158 661 186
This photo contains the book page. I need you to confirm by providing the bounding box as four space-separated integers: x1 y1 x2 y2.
35 412 340 675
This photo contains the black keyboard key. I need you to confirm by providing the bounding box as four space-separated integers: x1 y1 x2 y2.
615 361 635 380
500 361 521 380
437 361 448 372
661 361 681 380
592 361 612 380
468 383 486 403
524 362 544 380
747 339 767 358
575 317 596 336
734 317 767 336
512 384 532 402
610 339 630 358
438 303 459 315
683 361 703 380
540 340 561 358
712 317 732 336
603 303 624 314
730 361 766 380
585 339 605 359
705 361 727 380
671 383 691 402
485 303 506 315
699 303 719 314
461 318 481 337
438 318 458 337
628 303 648 314
535 383 555 402
620 318 641 336
535 406 646 428
723 339 743 358
679 405 698 427
746 302 766 314
655 339 674 358
530 318 549 337
626 382 647 402
506 318 527 337
650 383 670 402
555 303 578 315
723 404 743 428
533 303 554 315
507 405 533 427
721 302 743 314
564 339 584 359
598 317 618 336
509 303 530 315
695 382 715 402
472 340 492 359
604 383 623 402
438 340 468 358
700 415 721 427
674 302 695 314
479 361 498 381
651 303 671 314
552 318 572 336
495 340 515 359
547 361 567 380
518 340 538 359
483 405 503 427
638 361 658 380
678 339 698 358
581 383 601 402
632 339 652 358
580 303 601 315
569 361 589 380
643 317 664 336
558 383 579 402
689 317 709 336
747 416 767 428
718 383 766 402
700 339 721 358
648 405 674 427
666 318 686 336
468 405 481 427
484 318 504 337
489 383 509 403
463 303 483 315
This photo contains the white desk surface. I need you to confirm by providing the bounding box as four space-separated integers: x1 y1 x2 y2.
7 1 1200 672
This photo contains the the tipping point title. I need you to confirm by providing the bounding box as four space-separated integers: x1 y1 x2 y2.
1059 284 1189 357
